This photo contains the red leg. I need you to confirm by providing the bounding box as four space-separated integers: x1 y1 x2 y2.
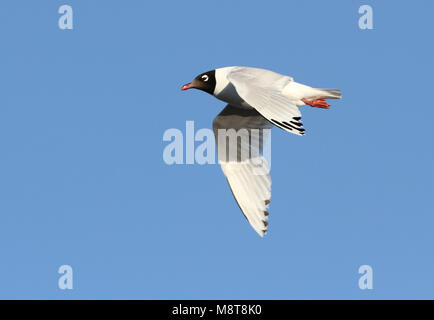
302 98 330 109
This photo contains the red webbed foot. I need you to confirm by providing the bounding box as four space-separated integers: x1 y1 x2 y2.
302 98 330 109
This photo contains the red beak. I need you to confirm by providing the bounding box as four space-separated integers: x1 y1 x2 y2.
181 83 194 91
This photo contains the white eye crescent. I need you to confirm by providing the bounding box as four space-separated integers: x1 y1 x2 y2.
201 75 209 82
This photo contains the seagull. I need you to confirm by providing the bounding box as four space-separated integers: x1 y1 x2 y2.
182 66 341 237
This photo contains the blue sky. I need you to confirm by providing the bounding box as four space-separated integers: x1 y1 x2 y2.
0 0 433 299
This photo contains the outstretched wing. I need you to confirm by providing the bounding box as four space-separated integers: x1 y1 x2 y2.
227 67 305 136
213 104 272 237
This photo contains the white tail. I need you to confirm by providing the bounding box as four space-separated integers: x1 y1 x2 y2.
317 89 342 100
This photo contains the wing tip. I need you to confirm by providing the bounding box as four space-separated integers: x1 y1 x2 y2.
258 229 268 237
255 216 270 237
270 118 306 136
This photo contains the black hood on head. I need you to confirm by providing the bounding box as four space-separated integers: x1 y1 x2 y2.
192 70 216 95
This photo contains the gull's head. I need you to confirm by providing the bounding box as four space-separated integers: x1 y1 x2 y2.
181 70 216 95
